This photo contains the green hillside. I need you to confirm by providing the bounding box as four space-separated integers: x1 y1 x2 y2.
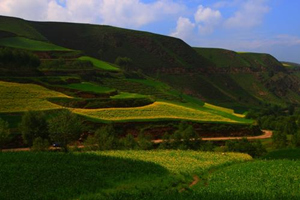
0 37 72 51
0 16 46 41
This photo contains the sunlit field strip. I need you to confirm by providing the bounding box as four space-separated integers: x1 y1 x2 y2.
95 150 252 175
204 103 245 118
0 81 69 112
72 101 245 123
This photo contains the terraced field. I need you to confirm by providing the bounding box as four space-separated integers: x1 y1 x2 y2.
64 82 116 94
110 92 149 99
0 81 69 112
0 37 72 51
73 101 251 123
78 56 120 71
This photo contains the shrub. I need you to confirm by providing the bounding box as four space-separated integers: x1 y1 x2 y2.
225 138 266 157
0 118 10 151
20 111 49 146
31 137 49 152
48 110 82 152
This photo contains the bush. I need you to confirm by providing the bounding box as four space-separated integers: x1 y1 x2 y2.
137 133 153 150
272 131 288 149
225 138 266 157
0 118 10 151
291 130 300 147
20 111 49 146
120 134 137 150
31 137 49 152
48 110 82 152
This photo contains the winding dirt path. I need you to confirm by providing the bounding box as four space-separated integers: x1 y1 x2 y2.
152 130 272 144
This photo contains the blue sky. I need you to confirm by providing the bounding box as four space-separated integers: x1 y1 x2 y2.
0 0 299 63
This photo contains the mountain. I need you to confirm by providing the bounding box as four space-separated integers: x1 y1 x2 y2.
1 15 300 115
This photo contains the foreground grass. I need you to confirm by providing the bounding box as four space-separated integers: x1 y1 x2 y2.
0 81 68 112
190 160 300 200
73 101 250 123
0 151 250 200
78 56 120 72
0 37 72 51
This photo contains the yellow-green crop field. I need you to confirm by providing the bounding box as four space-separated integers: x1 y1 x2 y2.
72 101 247 123
0 81 69 112
0 81 250 123
204 103 245 117
96 150 252 175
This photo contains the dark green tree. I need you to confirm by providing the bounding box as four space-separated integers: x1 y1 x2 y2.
20 111 48 146
0 118 10 151
272 131 288 149
31 137 50 152
94 125 119 150
114 56 132 71
120 134 137 150
291 130 300 147
48 110 82 152
137 133 153 150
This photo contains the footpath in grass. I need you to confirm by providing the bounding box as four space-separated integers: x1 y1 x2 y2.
0 37 72 51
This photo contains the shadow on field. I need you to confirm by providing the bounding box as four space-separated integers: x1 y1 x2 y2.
0 152 170 200
262 148 300 160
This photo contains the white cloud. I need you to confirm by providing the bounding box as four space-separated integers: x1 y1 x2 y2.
194 5 222 34
0 0 49 21
0 0 185 28
170 17 195 41
224 0 270 29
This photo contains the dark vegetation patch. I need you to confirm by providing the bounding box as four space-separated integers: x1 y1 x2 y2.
48 97 154 109
262 148 300 160
0 152 171 200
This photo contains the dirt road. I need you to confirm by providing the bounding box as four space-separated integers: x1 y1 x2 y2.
152 130 272 143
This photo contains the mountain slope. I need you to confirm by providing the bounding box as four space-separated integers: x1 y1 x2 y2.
1 15 300 112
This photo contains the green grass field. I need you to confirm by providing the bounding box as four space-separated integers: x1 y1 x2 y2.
0 37 72 51
0 16 46 41
64 82 116 94
78 56 120 71
191 160 300 200
0 151 251 200
73 101 252 123
0 81 68 113
110 92 149 99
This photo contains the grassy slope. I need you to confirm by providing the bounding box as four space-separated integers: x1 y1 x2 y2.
0 37 72 51
193 47 288 108
64 82 116 94
0 16 46 41
30 20 211 72
110 92 148 99
0 151 251 200
194 47 250 68
78 56 120 71
0 81 69 113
